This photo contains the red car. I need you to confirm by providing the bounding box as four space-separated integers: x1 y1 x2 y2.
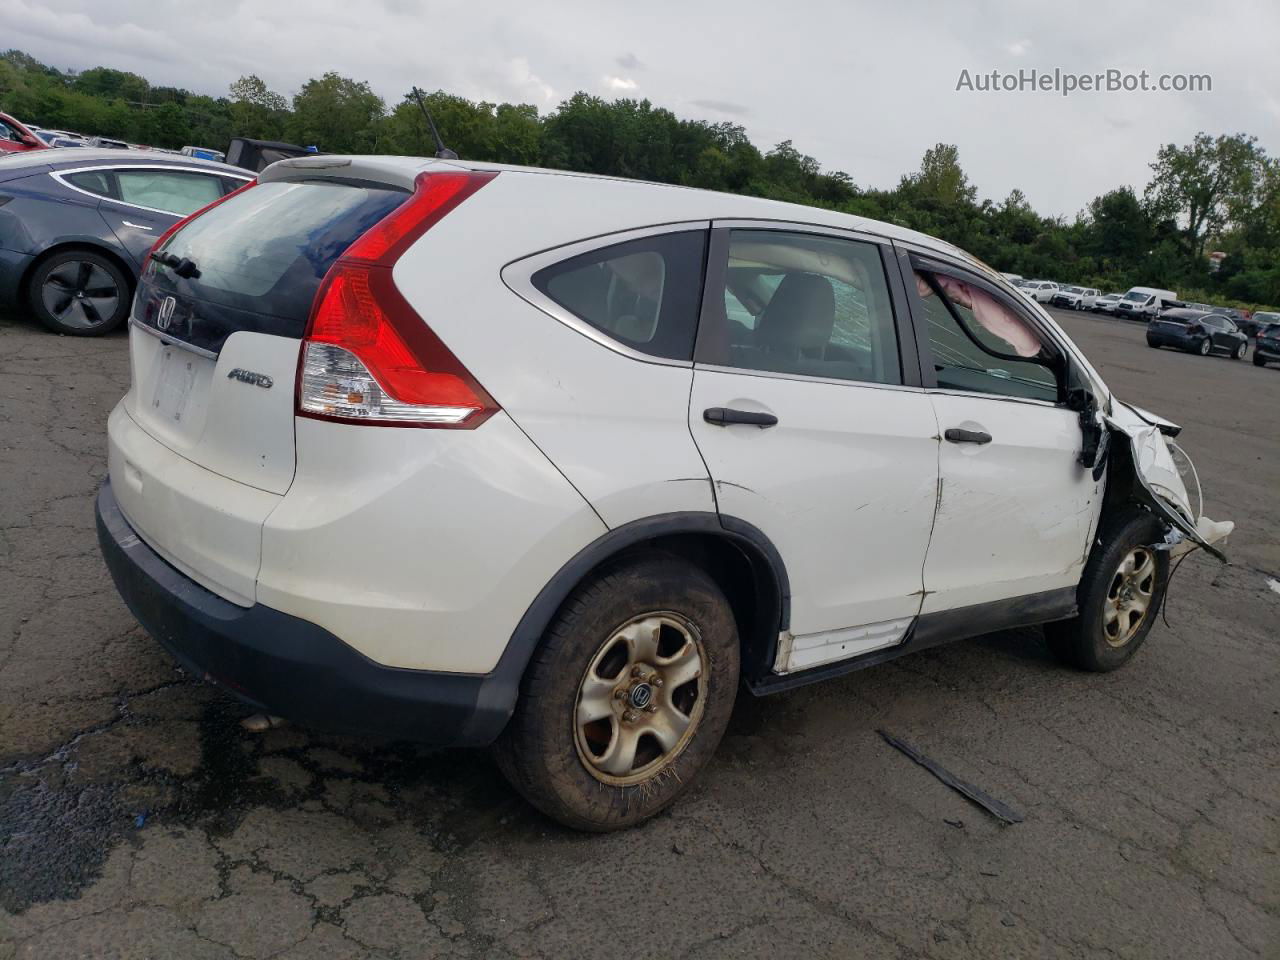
0 112 48 153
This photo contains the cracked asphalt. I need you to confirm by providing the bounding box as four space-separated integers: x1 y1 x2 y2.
1 305 1276 959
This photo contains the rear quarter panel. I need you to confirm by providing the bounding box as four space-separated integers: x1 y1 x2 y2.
393 172 727 528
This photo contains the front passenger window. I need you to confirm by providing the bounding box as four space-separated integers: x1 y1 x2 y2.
915 270 1058 403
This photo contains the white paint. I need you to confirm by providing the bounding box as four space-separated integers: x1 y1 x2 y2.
688 368 939 635
922 395 1101 613
257 413 606 673
1268 578 1280 596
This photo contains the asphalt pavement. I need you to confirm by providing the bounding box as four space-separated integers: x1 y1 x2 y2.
0 305 1276 959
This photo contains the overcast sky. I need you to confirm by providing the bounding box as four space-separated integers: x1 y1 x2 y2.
3 0 1276 217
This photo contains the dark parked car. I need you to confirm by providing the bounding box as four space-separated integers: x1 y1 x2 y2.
1146 308 1249 359
1254 321 1280 367
0 149 251 335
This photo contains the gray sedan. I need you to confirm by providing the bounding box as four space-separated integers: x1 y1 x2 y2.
0 149 251 335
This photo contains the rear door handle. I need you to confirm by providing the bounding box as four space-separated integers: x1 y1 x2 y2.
703 407 778 428
944 427 992 445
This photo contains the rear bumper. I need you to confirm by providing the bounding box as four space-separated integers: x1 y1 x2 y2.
96 480 515 745
1147 330 1196 349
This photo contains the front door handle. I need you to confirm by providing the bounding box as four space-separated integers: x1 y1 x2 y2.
704 407 778 428
944 427 992 445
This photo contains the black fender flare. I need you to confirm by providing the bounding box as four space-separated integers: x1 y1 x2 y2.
464 512 790 743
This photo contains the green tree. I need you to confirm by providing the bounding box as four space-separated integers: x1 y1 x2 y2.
1144 132 1266 259
287 73 384 152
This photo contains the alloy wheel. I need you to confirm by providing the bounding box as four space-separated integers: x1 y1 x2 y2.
1102 547 1156 647
574 612 707 786
1198 338 1211 355
41 260 121 330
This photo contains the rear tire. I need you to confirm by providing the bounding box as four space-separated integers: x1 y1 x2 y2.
1197 337 1211 356
1046 512 1168 672
493 553 740 831
27 249 130 336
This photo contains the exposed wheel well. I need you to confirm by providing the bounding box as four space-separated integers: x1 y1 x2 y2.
20 242 136 304
610 531 786 683
498 514 790 708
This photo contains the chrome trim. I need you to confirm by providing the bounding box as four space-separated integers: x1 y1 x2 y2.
120 220 152 231
129 317 219 360
501 221 710 368
925 387 1062 409
694 362 921 394
50 163 252 217
710 217 895 246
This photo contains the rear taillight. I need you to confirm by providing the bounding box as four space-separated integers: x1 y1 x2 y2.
144 179 257 273
297 171 498 429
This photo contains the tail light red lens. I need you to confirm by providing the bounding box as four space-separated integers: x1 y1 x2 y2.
297 171 499 429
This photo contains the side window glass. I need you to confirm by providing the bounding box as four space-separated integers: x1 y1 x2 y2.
0 120 16 141
114 170 224 216
65 170 114 198
710 230 902 385
915 270 1058 402
533 230 707 361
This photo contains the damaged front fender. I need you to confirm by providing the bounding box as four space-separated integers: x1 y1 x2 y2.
1104 401 1232 562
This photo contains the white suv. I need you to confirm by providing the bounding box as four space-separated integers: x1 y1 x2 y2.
1019 280 1060 302
97 156 1230 831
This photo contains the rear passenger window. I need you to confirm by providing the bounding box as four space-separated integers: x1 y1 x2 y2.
705 230 902 385
533 231 707 362
115 170 225 216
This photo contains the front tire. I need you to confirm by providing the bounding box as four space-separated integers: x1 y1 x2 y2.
1233 342 1247 360
1046 512 1168 672
1255 354 1267 367
493 553 740 831
27 249 130 336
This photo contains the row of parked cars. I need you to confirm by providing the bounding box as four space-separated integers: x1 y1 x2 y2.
1 109 226 160
1000 275 1278 366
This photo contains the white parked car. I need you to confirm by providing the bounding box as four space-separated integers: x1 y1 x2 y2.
1019 279 1059 302
1051 285 1099 310
1093 293 1123 315
96 156 1231 830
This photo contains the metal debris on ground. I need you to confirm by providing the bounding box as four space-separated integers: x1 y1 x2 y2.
877 730 1024 825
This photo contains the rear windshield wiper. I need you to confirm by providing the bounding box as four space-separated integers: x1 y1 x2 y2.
149 250 201 280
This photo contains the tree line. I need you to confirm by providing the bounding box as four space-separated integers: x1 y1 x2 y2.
2 49 1276 310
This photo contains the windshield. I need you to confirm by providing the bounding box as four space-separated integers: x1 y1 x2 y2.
1123 292 1150 302
1065 286 1083 294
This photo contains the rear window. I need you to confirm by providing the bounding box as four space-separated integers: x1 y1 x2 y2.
135 180 407 354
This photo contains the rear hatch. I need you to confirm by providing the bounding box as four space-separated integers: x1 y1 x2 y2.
114 177 410 602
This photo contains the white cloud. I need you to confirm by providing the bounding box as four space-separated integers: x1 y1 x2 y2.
604 76 638 92
1006 38 1031 56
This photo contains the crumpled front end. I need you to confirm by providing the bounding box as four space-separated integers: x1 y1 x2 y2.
1103 401 1233 561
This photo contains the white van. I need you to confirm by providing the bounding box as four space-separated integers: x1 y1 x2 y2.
1115 287 1177 320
